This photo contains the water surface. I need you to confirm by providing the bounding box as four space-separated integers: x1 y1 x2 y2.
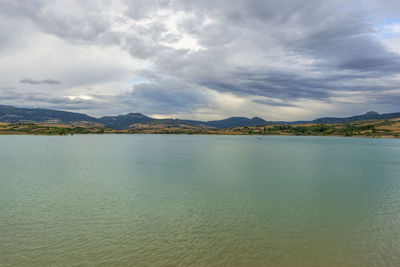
1 135 400 266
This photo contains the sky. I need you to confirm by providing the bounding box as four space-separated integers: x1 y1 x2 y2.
1 0 400 121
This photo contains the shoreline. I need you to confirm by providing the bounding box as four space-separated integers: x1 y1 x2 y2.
1 132 398 139
1 119 399 138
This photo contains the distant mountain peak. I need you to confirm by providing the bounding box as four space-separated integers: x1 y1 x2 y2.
365 111 379 115
251 116 264 120
205 116 267 128
127 112 146 116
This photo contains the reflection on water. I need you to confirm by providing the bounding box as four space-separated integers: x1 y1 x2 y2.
0 135 400 266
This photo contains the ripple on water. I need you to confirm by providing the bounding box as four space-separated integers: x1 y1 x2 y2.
0 135 400 266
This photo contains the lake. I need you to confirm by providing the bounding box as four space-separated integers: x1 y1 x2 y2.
1 135 400 266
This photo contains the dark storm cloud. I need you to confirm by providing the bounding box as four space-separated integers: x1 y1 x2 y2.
116 76 210 115
20 78 62 85
199 70 334 100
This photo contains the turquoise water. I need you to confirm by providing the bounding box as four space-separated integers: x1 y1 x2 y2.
1 135 400 266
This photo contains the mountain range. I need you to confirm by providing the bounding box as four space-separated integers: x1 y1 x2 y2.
1 105 399 129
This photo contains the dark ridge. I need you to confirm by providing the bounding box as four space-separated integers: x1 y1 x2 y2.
0 105 97 123
204 117 269 128
1 105 400 129
98 113 153 129
310 111 400 124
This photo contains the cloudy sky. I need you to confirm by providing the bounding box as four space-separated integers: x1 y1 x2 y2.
1 0 400 120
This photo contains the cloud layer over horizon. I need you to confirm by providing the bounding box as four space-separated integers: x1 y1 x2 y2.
1 0 400 120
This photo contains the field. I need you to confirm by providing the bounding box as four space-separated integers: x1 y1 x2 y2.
1 119 400 138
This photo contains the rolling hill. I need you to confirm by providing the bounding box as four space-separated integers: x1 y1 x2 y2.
1 105 400 129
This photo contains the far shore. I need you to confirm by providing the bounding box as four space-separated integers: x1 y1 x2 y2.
1 120 399 138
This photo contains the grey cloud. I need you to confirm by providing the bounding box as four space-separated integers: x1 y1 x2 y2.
20 79 41 85
118 76 210 115
252 99 296 107
363 0 400 18
1 0 400 119
0 89 103 112
20 78 62 85
0 0 111 43
41 79 62 84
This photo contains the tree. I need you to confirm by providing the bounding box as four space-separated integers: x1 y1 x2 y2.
58 128 68 135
